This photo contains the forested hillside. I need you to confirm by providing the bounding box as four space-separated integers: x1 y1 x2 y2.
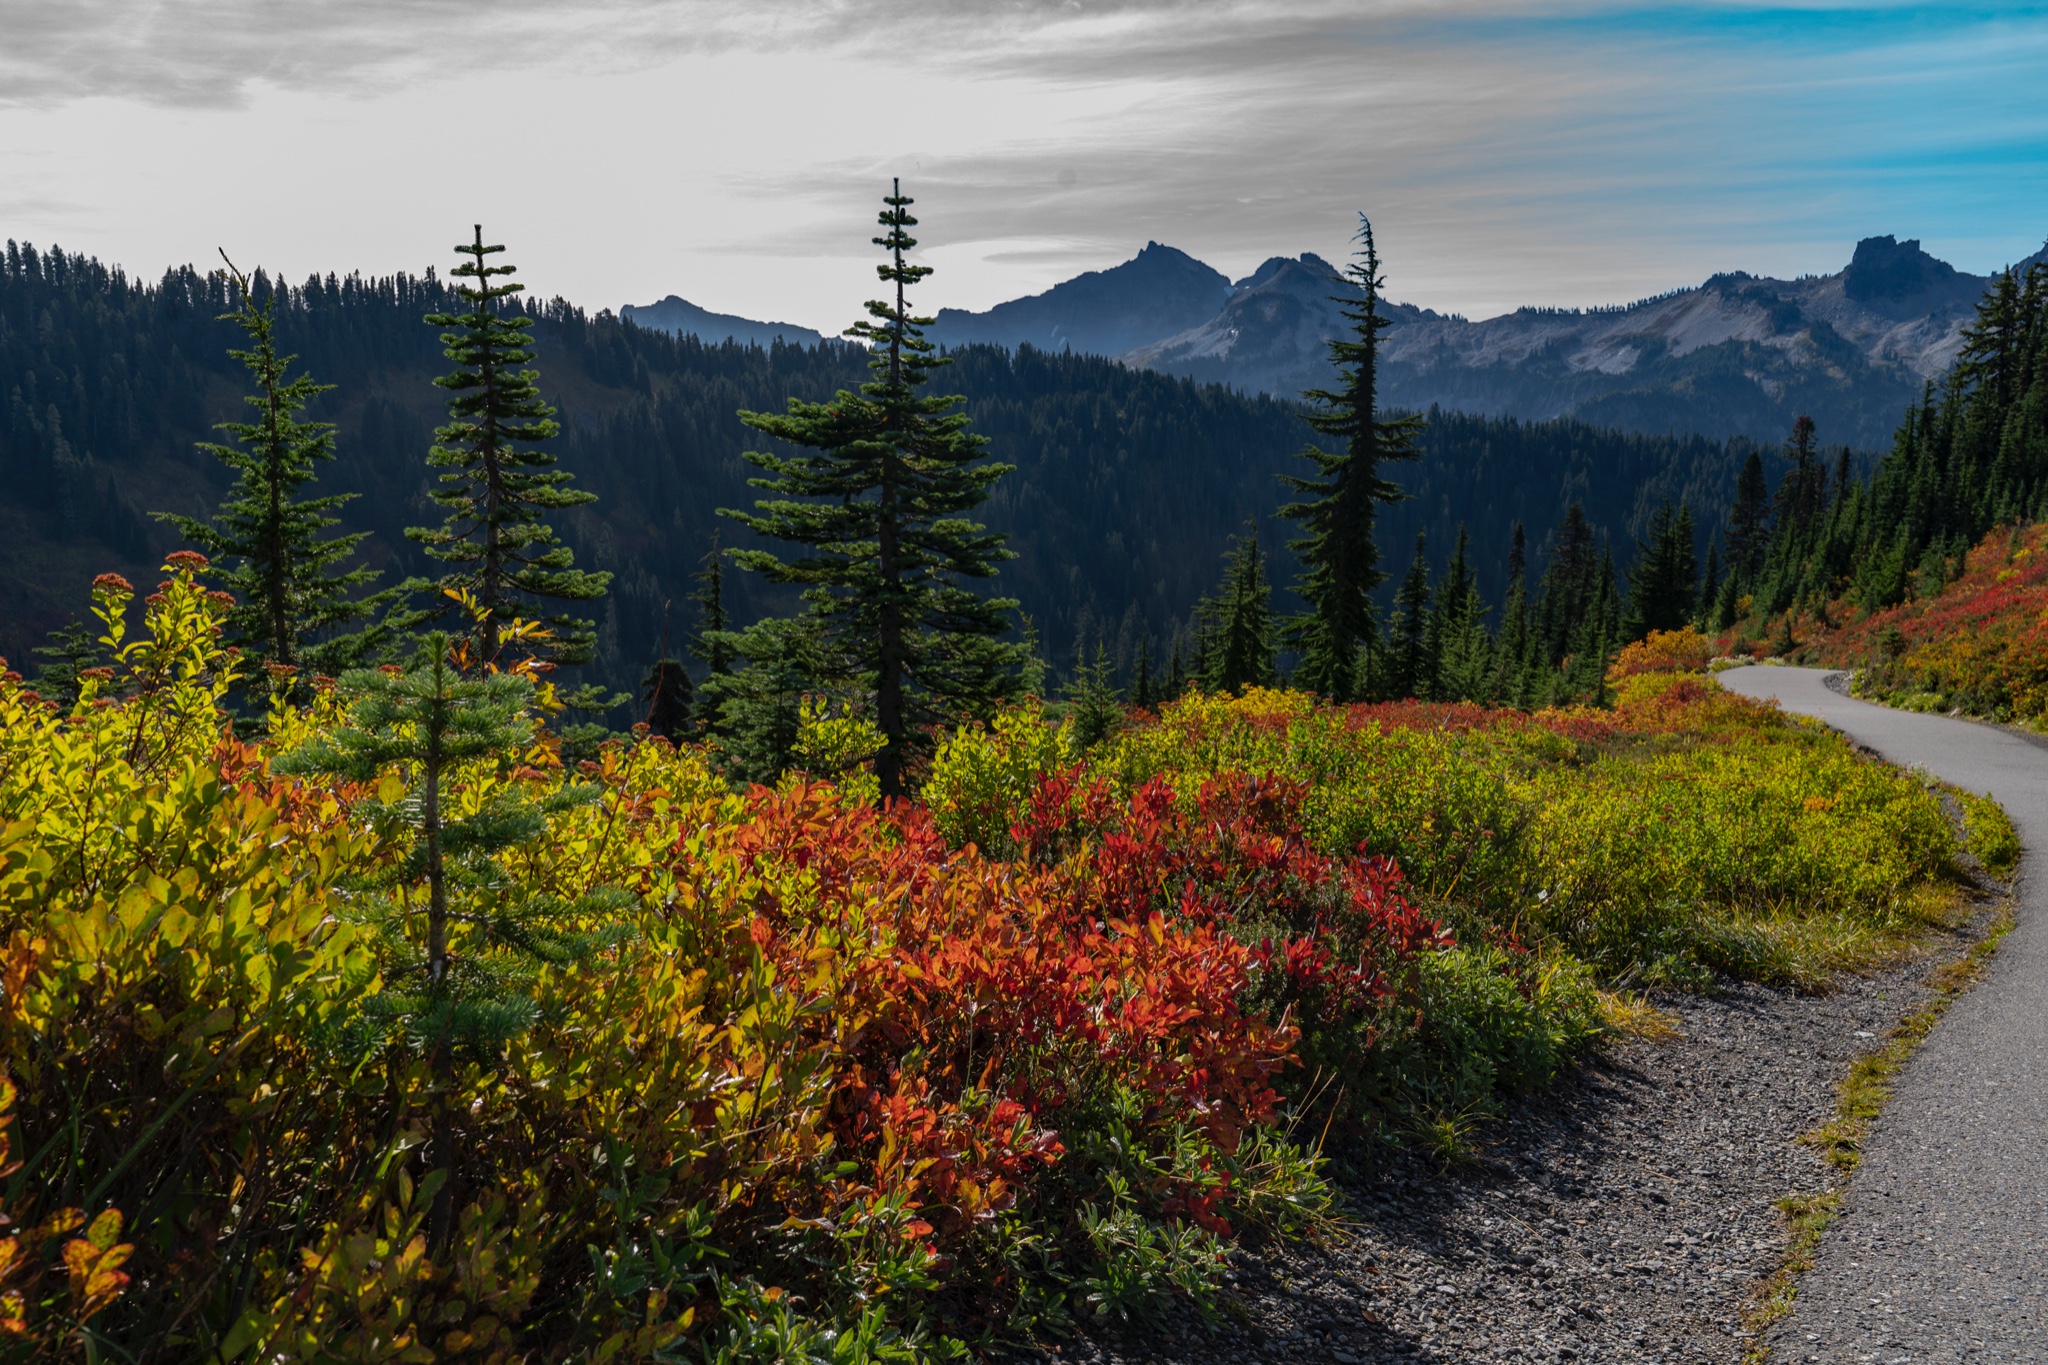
3 240 1798 694
1708 257 2048 721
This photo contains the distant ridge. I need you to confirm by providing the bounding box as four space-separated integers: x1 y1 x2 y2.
925 242 1232 358
620 295 824 349
623 232 2047 446
1117 234 2046 446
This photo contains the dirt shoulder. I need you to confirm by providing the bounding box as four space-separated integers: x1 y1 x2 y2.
1047 901 2001 1365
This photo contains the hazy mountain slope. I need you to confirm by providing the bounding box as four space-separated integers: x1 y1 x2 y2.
1124 235 2045 447
925 242 1232 358
619 295 825 348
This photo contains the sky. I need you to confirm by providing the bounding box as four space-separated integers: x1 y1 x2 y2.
0 1 2043 330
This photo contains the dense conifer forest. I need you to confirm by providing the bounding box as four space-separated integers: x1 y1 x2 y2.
1 238 1796 702
1711 258 2048 635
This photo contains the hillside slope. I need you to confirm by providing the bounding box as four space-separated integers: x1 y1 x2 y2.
617 294 824 348
1786 523 2048 724
0 243 1788 694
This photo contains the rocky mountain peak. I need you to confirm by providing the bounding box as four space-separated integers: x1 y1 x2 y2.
925 242 1232 357
1844 235 1970 310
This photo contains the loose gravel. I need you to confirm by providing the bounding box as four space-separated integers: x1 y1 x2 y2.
1034 907 1995 1365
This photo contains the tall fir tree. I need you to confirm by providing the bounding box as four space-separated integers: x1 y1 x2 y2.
407 227 611 667
1130 639 1157 710
159 256 385 679
1490 522 1533 706
1166 634 1190 699
1557 547 1622 703
1278 215 1422 701
721 182 1024 800
1532 503 1600 670
1697 536 1722 629
1200 526 1277 695
690 535 733 731
1431 526 1492 702
691 534 733 677
1017 614 1049 701
1723 449 1772 586
1623 501 1699 639
1385 531 1433 700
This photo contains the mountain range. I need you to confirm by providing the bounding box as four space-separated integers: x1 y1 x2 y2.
640 234 2047 448
619 295 825 349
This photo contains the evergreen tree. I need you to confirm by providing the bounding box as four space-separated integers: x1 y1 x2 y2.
1131 639 1157 710
1386 531 1433 700
1431 527 1492 702
1557 548 1622 703
1018 614 1049 700
1491 563 1532 707
275 633 616 1246
1724 449 1771 583
690 534 733 677
1623 501 1699 639
1431 526 1477 645
407 227 611 666
1773 416 1828 544
1200 527 1276 694
1750 415 1832 618
640 659 695 741
690 536 732 731
1279 215 1423 701
1698 537 1722 629
722 182 1024 800
30 617 105 708
1067 642 1124 749
1532 504 1600 670
1166 634 1190 699
159 256 384 678
700 616 832 786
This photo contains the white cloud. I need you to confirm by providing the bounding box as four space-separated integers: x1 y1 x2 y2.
0 1 2041 331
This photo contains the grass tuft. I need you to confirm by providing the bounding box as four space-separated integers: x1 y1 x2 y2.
1742 1190 1842 1358
1594 989 1680 1042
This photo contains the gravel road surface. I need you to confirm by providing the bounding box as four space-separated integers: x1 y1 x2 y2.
1051 948 1991 1365
1719 665 2048 1361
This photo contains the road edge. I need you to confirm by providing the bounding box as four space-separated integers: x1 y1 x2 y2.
1738 895 2017 1360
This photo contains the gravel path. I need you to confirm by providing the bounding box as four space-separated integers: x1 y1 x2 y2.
1717 665 2048 1361
1031 667 2024 1365
1048 916 1995 1365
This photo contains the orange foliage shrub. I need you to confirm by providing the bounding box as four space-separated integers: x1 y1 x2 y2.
1606 626 1714 681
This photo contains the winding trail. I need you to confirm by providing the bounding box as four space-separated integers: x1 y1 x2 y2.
1718 666 2048 1361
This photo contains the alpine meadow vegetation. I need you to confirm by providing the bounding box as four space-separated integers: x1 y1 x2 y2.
0 557 1971 1357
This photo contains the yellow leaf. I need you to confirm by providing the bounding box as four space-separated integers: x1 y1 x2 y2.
86 1208 123 1250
